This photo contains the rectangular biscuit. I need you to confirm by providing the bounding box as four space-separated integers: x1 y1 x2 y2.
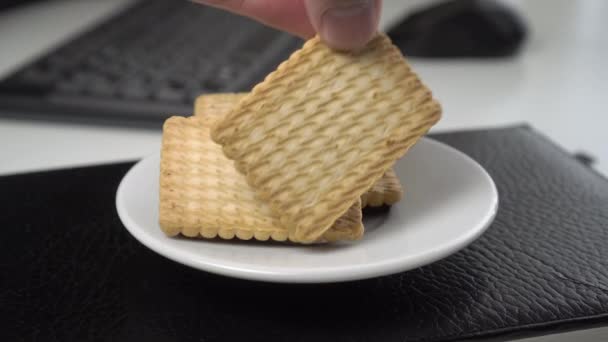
159 115 363 243
195 92 404 208
211 33 441 243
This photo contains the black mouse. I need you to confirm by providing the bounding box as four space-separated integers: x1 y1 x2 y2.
388 0 527 58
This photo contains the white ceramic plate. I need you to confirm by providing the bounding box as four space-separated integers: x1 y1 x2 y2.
116 138 498 283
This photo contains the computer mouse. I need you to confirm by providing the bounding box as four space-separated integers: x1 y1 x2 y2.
388 0 527 58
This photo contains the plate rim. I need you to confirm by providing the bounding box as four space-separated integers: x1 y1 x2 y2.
116 137 498 283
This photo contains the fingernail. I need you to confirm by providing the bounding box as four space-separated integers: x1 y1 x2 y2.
320 0 377 50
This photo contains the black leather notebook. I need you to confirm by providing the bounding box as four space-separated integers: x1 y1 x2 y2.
2 126 607 341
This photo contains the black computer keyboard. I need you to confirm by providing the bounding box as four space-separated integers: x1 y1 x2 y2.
0 0 301 128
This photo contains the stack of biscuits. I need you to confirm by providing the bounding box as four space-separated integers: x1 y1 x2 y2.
159 33 441 244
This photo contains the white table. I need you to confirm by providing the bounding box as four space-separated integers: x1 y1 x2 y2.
0 1 606 340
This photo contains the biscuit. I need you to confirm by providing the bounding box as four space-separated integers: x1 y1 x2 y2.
211 34 441 242
361 168 403 208
194 93 247 118
195 92 404 208
159 116 363 243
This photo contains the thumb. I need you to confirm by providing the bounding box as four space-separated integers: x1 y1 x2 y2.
304 0 382 51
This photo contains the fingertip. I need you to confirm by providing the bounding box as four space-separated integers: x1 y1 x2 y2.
305 0 381 51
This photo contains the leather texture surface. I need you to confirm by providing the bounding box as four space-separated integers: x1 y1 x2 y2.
1 126 607 341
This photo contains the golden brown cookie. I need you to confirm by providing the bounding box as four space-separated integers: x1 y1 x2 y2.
211 34 440 242
159 116 363 243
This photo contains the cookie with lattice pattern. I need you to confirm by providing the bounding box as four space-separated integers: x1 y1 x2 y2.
212 33 440 242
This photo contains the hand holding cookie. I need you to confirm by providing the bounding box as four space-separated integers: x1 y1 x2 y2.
159 34 440 243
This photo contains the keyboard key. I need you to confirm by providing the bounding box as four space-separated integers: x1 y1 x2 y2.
216 65 239 83
155 88 185 103
55 81 81 94
120 82 149 101
87 81 116 97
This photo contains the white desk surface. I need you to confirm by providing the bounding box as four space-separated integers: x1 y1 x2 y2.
0 1 606 339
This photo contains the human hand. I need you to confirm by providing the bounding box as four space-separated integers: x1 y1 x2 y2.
193 0 382 51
